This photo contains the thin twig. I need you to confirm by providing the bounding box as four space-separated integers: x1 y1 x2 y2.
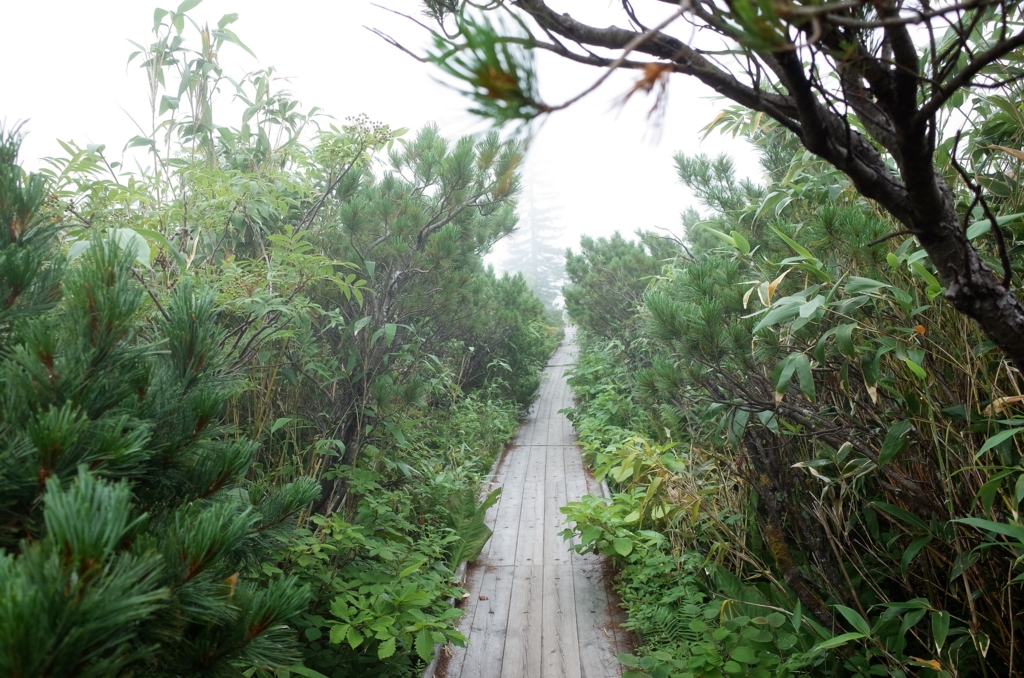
540 4 688 114
950 131 1014 290
131 268 170 322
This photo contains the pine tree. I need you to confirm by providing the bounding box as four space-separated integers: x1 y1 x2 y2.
0 124 62 346
0 128 318 677
500 171 564 308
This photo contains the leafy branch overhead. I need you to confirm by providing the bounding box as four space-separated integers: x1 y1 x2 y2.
418 0 1024 366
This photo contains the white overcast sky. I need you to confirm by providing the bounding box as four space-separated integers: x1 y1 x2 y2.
1 0 759 269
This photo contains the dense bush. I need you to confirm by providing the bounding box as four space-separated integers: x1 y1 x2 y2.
0 131 317 676
1 6 558 677
563 110 1024 677
563 232 679 342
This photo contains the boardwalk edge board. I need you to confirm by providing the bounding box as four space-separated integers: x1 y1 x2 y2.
421 430 508 678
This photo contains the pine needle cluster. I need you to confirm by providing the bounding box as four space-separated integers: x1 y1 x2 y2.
0 128 318 677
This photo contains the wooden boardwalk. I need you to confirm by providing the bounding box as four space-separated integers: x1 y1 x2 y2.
443 332 629 678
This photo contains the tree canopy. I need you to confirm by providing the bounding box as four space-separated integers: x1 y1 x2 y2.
420 0 1024 365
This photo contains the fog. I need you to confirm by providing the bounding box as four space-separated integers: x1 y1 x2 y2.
1 0 760 271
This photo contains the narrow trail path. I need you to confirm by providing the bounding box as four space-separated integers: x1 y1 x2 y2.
443 330 629 678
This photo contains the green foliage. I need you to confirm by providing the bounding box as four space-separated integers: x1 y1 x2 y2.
274 392 523 676
0 131 317 675
563 108 1024 676
5 5 559 677
0 125 62 341
446 487 502 567
427 12 543 127
563 232 680 342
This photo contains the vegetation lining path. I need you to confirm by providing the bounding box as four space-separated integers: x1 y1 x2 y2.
444 330 629 678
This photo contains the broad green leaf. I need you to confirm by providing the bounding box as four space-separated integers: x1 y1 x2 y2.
133 228 186 269
874 501 929 532
270 417 292 433
348 625 362 650
845 276 890 295
125 135 155 150
794 354 815 401
879 421 913 465
835 323 857 357
904 357 927 380
898 608 927 640
580 525 602 544
799 296 824 318
329 624 347 645
730 646 758 663
955 517 1024 543
612 538 633 556
835 605 871 636
723 660 744 674
399 558 426 579
977 474 1008 513
67 240 91 262
211 27 257 58
699 224 738 248
415 628 435 661
773 354 798 394
812 632 865 651
754 297 803 332
732 231 751 255
975 427 1024 459
159 95 179 115
911 262 941 291
109 229 151 267
901 535 932 574
352 315 372 335
966 212 1024 239
177 0 203 13
770 225 819 264
378 637 396 660
932 610 950 651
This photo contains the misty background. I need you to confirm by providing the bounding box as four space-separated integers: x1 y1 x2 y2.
1 0 759 304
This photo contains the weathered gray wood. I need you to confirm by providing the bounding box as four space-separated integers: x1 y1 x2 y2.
561 446 624 678
482 444 530 564
500 565 543 678
446 563 487 678
542 445 569 566
449 565 515 678
542 562 582 678
444 333 625 678
573 561 622 678
514 444 546 567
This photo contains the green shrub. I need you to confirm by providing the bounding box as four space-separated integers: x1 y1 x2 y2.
0 131 317 676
